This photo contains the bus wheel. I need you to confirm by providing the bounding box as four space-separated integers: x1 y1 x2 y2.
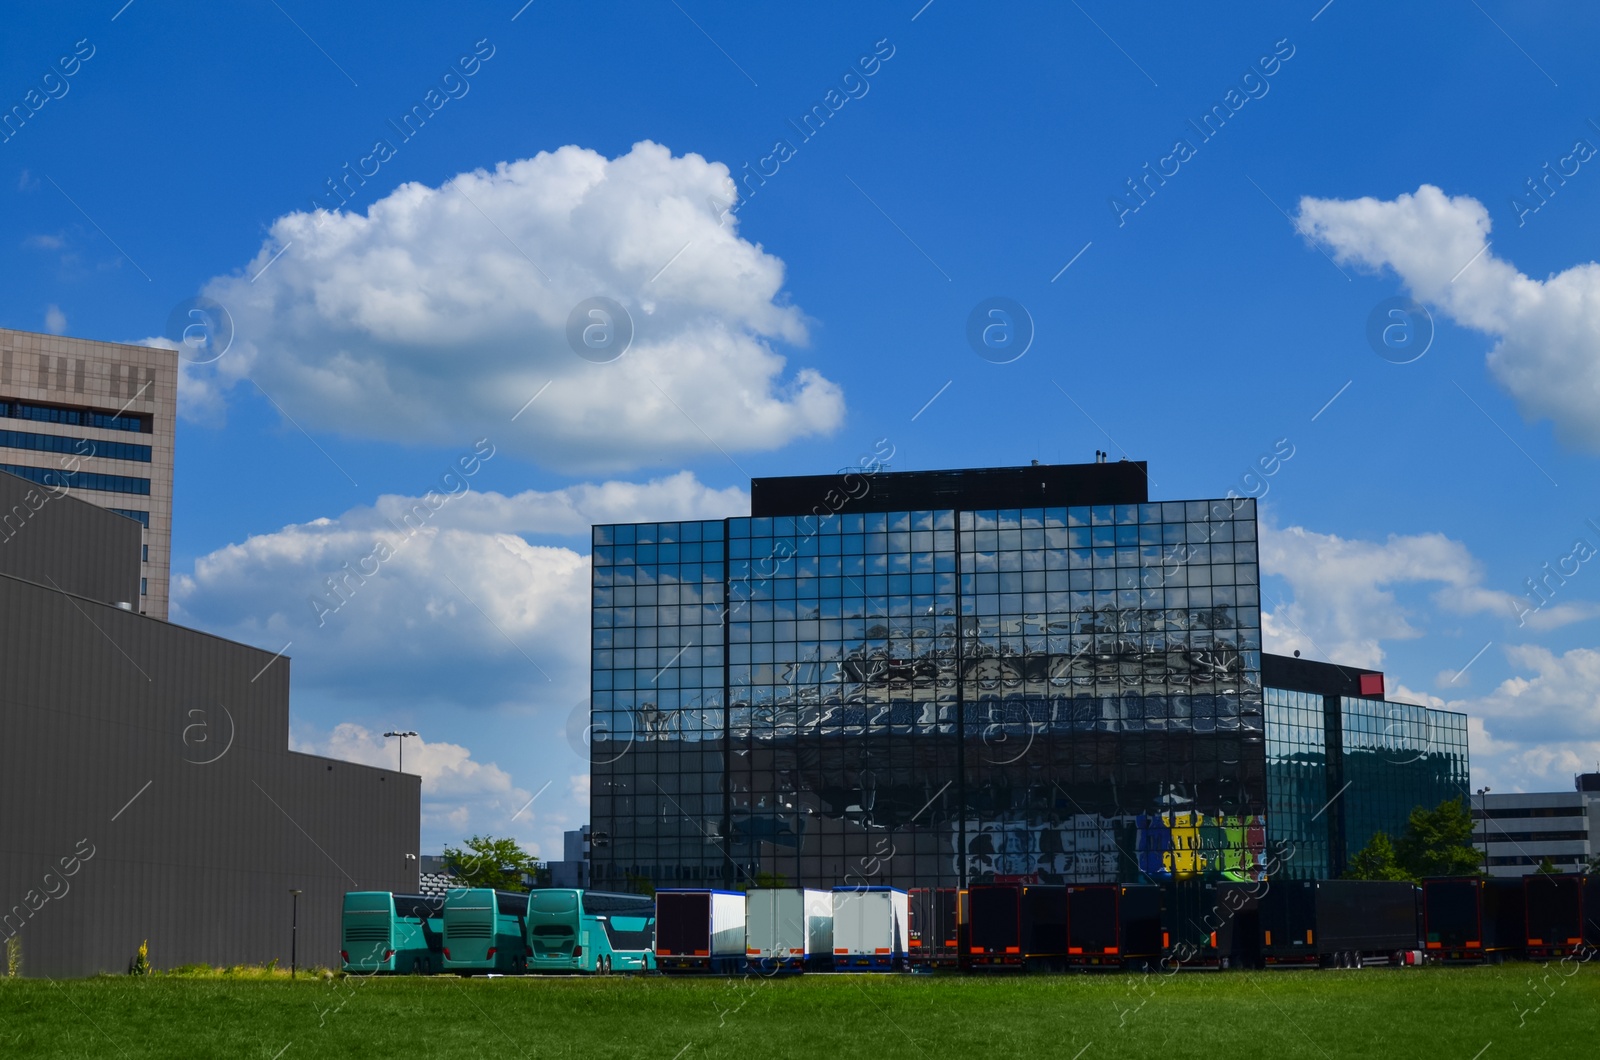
603 956 613 975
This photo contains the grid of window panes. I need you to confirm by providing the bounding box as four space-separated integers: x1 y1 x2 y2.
957 500 1265 884
1263 687 1330 879
724 510 961 889
1339 697 1471 865
589 520 727 890
589 497 1268 892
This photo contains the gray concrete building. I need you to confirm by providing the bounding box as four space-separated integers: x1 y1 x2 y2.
0 469 417 977
0 327 176 618
1474 776 1600 877
549 826 591 888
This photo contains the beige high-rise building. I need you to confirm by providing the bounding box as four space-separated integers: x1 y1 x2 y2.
0 327 175 618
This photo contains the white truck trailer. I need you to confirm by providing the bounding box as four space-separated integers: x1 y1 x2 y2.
654 889 746 974
831 886 909 971
745 888 834 972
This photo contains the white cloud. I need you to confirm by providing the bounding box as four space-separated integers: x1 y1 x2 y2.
179 516 590 705
363 469 748 540
172 472 745 702
1258 519 1594 670
44 304 66 334
1259 514 1600 792
1296 183 1600 450
192 141 844 473
1447 645 1600 793
290 722 567 858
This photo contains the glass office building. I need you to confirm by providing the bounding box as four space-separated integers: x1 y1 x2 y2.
591 463 1271 891
1263 687 1333 880
1261 656 1471 879
1339 696 1471 869
589 464 1470 892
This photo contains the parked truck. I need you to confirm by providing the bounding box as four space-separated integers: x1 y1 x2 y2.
965 883 1023 969
1160 880 1258 970
1021 884 1069 971
1260 879 1420 968
1422 877 1524 963
831 886 909 971
744 888 832 972
1065 884 1161 970
654 889 746 974
907 887 961 970
1523 873 1598 961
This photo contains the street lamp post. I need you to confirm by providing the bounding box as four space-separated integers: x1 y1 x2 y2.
289 889 302 978
1476 786 1491 873
384 730 418 773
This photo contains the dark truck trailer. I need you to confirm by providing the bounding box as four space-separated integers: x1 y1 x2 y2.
654 889 746 974
1021 884 1069 971
1260 880 1420 968
1422 877 1525 963
1160 880 1259 970
1524 873 1599 960
965 884 1023 969
908 888 961 969
1066 884 1161 970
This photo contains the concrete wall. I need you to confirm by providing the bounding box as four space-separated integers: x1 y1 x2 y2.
0 571 417 976
0 467 141 606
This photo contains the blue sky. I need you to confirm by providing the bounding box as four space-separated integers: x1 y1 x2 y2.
5 0 1600 857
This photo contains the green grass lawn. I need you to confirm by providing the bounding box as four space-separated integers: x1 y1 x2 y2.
1 965 1594 1059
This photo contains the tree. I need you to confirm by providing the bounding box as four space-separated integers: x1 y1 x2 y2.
1346 797 1486 882
1346 831 1413 881
441 835 537 892
1535 856 1562 875
1395 796 1482 878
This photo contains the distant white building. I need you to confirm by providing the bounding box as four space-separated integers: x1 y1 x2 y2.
418 871 458 899
1474 774 1600 877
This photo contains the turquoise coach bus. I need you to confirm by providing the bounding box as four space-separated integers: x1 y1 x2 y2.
442 888 531 974
340 892 444 974
526 889 656 974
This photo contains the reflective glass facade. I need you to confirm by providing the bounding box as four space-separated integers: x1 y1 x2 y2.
1263 687 1330 879
591 494 1271 892
1262 688 1470 878
590 519 728 889
1339 696 1471 864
